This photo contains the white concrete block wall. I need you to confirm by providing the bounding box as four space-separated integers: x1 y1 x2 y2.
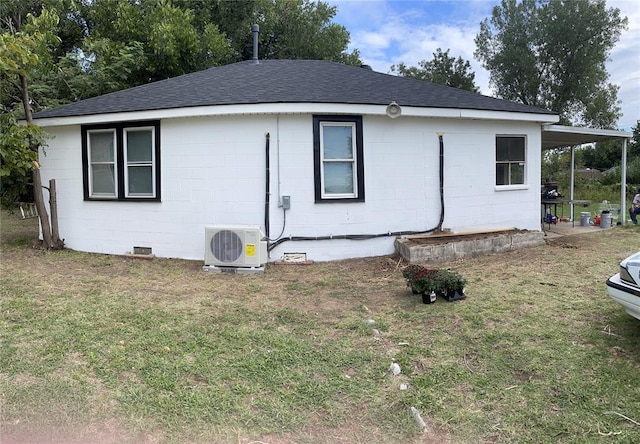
432 119 543 234
38 113 543 262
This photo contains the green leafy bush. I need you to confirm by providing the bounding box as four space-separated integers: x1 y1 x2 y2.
402 264 467 296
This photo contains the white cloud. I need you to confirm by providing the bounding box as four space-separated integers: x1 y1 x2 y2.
332 0 639 129
343 4 492 92
359 31 392 51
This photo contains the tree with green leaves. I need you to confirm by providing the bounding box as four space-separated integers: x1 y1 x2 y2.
0 7 62 248
1 0 361 214
2 0 361 111
581 140 625 171
595 120 640 186
474 0 627 128
629 121 640 160
252 0 360 63
84 0 234 85
172 0 360 64
81 0 359 88
390 48 480 92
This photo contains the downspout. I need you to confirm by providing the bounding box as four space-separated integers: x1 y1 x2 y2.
265 132 270 239
436 132 446 229
277 115 282 204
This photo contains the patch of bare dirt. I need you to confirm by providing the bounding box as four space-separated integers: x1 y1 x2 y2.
243 416 457 444
0 420 157 444
545 235 593 249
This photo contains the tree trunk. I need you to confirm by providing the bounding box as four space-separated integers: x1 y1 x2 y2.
20 73 61 249
32 166 53 248
49 179 63 249
20 74 33 122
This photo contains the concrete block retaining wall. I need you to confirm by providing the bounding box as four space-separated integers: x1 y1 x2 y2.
394 230 545 264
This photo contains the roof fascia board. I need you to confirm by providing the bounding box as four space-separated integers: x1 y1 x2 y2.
33 102 559 127
459 109 559 123
542 124 631 139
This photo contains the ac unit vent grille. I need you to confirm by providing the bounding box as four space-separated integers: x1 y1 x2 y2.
211 230 243 263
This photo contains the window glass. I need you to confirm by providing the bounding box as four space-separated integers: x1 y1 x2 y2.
511 163 525 184
323 126 353 159
496 140 509 162
324 162 354 194
128 166 153 194
127 130 152 162
91 164 116 194
509 144 525 161
90 132 114 162
496 137 524 161
496 164 508 186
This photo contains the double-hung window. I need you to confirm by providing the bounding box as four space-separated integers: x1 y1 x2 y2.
124 128 155 196
87 129 117 197
313 115 364 202
496 136 526 186
82 121 160 201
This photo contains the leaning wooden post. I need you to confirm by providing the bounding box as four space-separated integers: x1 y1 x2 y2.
32 162 53 249
49 178 62 248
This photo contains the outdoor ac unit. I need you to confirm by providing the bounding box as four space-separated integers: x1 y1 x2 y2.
204 225 268 268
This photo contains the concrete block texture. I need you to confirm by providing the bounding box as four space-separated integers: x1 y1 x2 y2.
395 230 544 264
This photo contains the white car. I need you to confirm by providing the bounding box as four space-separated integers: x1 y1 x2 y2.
606 251 640 320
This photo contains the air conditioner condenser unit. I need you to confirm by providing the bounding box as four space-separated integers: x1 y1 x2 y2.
204 225 268 270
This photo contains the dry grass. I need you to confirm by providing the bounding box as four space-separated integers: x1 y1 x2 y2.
1 211 640 443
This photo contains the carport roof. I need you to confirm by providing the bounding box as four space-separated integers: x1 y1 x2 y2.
542 124 632 227
542 124 631 149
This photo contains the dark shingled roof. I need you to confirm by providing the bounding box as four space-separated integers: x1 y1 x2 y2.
32 59 556 119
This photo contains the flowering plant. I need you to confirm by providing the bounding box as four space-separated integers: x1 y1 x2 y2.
402 265 440 294
402 264 467 299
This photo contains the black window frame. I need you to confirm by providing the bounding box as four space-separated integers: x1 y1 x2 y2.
312 115 365 203
81 121 161 202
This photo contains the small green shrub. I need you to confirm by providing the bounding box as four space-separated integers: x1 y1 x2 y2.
402 264 467 296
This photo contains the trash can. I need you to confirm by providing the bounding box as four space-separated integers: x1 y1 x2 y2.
580 212 590 227
600 211 612 228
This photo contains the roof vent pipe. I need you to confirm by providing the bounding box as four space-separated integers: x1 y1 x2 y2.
252 24 259 64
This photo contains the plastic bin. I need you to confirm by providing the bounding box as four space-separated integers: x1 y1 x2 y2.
580 212 590 227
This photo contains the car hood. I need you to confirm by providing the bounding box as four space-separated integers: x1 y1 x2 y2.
620 252 640 288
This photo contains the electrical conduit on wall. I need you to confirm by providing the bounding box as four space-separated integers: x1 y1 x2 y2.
265 133 446 252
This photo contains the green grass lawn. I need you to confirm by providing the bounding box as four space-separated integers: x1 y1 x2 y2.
1 211 640 443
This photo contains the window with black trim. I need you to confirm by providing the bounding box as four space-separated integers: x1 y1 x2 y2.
82 121 161 201
313 115 364 202
496 136 526 186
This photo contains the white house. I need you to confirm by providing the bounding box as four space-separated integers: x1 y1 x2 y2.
32 58 563 263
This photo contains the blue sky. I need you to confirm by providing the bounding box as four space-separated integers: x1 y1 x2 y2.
327 0 639 131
